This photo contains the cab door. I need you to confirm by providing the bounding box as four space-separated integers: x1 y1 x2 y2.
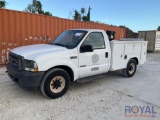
78 32 110 78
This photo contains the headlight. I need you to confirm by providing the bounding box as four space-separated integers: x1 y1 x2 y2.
24 60 38 72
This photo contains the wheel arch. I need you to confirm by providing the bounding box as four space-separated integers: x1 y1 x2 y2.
131 57 139 65
44 65 74 82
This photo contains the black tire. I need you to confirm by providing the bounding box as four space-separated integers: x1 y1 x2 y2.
40 68 71 99
122 59 137 78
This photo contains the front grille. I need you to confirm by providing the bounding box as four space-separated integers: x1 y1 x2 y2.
9 52 23 71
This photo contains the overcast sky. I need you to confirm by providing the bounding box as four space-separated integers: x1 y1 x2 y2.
5 0 160 32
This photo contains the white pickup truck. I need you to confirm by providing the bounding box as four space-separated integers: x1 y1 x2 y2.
7 29 148 99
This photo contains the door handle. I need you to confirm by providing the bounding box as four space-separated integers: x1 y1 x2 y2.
105 52 108 58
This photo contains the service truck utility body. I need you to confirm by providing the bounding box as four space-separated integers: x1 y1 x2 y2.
7 29 148 98
110 40 147 71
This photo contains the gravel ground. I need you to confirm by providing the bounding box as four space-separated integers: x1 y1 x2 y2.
0 53 160 120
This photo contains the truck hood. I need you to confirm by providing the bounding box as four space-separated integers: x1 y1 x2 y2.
11 44 68 60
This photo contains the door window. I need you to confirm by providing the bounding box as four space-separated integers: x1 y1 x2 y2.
82 32 105 49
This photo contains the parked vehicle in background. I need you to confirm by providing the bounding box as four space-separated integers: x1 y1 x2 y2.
7 29 148 99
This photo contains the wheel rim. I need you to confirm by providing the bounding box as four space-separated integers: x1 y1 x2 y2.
50 76 66 93
129 63 135 74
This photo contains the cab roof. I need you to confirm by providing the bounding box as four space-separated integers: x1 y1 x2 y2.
69 29 105 32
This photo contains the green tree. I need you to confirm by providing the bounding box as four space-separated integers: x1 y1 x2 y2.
82 16 88 22
36 0 43 14
87 6 91 21
157 26 160 31
44 11 52 16
81 7 85 17
24 0 42 14
0 0 7 8
73 6 91 22
81 7 88 22
24 0 52 16
73 10 81 21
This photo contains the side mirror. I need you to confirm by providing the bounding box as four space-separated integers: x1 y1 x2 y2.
80 45 93 53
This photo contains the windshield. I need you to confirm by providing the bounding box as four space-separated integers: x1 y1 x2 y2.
50 30 87 49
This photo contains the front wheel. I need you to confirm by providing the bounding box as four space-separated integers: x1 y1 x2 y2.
122 59 137 77
40 68 71 99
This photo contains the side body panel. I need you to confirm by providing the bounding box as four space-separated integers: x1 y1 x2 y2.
109 41 148 71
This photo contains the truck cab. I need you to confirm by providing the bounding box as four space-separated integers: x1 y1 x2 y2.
7 29 148 99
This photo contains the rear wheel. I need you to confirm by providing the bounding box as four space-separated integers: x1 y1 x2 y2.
122 59 137 77
40 68 71 99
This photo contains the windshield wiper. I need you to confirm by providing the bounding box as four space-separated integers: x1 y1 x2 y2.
52 43 66 48
48 42 53 45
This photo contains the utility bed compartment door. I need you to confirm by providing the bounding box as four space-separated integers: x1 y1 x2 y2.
140 42 147 64
110 43 126 71
125 43 141 54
